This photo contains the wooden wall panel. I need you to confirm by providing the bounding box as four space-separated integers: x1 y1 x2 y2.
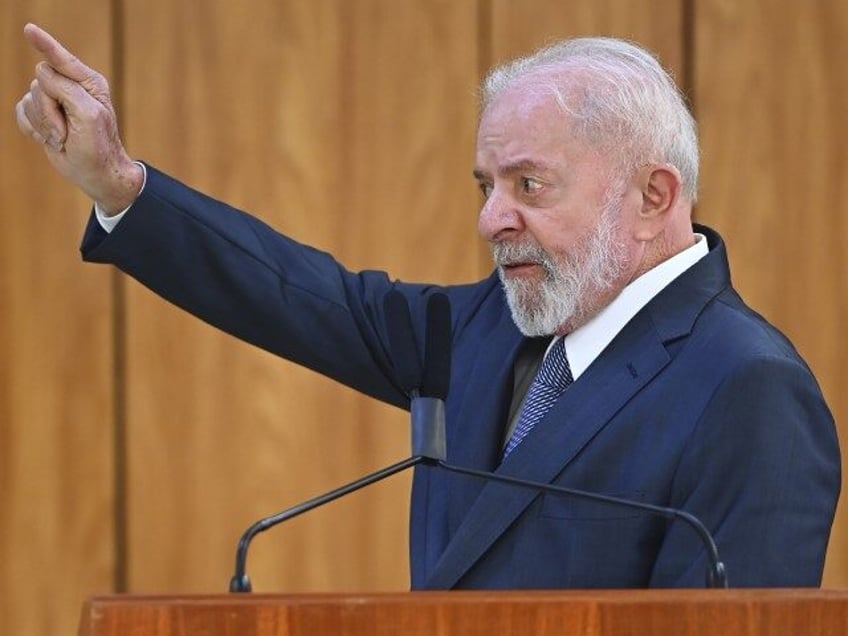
120 0 481 592
694 0 848 586
0 3 116 636
4 6 842 632
489 0 685 67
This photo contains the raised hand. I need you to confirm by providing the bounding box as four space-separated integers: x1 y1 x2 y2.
15 23 144 215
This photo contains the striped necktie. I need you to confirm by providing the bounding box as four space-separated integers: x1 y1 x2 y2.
503 337 573 458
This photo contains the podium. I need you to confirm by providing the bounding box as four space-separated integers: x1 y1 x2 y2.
78 589 848 635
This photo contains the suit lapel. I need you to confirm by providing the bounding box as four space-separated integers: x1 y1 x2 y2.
425 309 671 589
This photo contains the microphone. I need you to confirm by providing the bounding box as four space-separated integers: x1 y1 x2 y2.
228 291 452 593
435 461 729 588
383 289 423 396
412 293 450 460
421 292 451 399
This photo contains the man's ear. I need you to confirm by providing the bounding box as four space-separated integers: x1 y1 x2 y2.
634 164 682 241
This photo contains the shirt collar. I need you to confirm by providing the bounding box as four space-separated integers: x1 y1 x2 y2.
560 234 709 380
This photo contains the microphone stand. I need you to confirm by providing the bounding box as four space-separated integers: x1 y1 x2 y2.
229 455 427 592
229 397 446 593
228 390 728 590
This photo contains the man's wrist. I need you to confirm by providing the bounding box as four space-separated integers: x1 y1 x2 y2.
96 159 146 216
94 161 147 232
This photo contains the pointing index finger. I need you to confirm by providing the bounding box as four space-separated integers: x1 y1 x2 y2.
24 23 94 83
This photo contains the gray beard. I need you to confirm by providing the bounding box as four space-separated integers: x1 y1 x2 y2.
493 202 629 337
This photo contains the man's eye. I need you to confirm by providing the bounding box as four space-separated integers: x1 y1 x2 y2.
521 177 543 195
478 182 493 198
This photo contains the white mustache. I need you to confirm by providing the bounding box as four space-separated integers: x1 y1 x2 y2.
492 241 556 275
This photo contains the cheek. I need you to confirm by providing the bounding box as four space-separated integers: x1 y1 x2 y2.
531 215 595 259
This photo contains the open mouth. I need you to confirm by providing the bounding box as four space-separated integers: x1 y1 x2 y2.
501 262 542 277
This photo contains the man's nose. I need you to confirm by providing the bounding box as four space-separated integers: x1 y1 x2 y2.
478 190 524 242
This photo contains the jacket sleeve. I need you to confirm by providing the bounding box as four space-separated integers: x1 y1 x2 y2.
80 163 474 409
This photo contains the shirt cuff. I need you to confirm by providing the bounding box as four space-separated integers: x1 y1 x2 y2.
94 161 147 233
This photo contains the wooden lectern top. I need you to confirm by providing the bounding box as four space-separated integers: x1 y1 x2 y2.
78 589 848 636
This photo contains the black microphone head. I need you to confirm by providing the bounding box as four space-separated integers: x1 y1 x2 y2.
383 290 423 395
422 292 452 400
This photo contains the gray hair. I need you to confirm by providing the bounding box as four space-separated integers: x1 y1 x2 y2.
481 38 699 202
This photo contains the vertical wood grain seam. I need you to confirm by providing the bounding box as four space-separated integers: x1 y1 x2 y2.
682 0 696 115
475 0 493 279
110 0 128 594
476 0 492 85
682 0 698 220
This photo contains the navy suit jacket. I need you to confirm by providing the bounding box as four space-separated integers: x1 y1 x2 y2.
82 166 840 588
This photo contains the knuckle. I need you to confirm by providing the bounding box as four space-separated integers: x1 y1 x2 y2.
15 100 30 132
93 105 114 127
84 72 111 98
22 94 38 124
16 104 40 141
37 108 53 129
31 86 48 112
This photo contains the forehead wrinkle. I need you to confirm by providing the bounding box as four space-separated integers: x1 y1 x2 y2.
473 158 556 181
498 158 554 178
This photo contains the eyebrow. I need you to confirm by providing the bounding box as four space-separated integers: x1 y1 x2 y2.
473 159 553 180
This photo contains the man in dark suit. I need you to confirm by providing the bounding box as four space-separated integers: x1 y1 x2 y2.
17 24 840 588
